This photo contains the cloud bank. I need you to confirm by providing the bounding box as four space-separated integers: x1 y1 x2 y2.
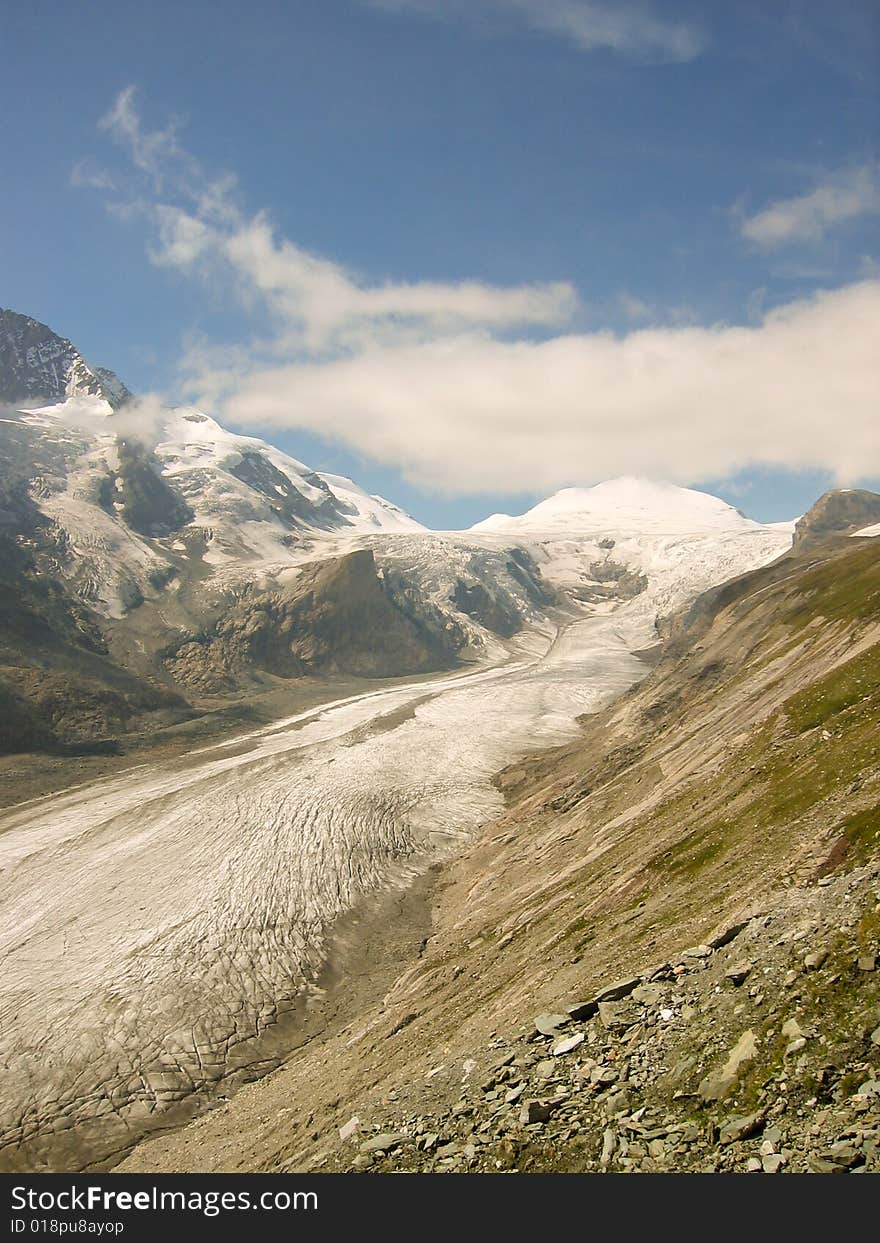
85 90 880 497
221 281 880 493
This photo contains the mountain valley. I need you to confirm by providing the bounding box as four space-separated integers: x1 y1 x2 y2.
0 308 877 1176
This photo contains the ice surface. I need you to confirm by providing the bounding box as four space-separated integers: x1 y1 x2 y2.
0 611 644 1168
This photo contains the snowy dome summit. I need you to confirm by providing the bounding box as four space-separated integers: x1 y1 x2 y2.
471 477 765 536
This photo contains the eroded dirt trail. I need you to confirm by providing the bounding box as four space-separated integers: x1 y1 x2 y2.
0 614 647 1171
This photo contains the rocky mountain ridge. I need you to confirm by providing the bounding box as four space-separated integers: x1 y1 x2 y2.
0 309 130 409
794 488 880 548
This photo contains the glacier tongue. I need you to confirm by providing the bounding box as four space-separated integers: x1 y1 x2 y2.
0 610 647 1171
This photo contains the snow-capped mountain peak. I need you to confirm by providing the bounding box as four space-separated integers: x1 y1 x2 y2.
0 308 427 618
468 475 794 636
472 476 765 535
0 308 130 410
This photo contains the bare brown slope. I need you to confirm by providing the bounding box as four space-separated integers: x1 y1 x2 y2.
119 537 880 1174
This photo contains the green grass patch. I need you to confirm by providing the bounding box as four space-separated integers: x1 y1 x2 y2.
781 543 880 629
652 822 734 878
784 641 880 734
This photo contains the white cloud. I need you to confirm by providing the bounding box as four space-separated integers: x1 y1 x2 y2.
85 91 880 498
97 90 577 354
366 0 704 61
741 166 880 248
99 86 182 182
69 159 116 192
219 281 880 494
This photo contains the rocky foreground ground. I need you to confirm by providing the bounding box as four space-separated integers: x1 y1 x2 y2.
323 863 879 1174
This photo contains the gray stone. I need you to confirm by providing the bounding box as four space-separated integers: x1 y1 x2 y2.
566 1000 599 1021
870 1026 880 1047
600 1128 616 1166
552 1032 585 1056
719 1112 764 1145
632 983 664 1006
803 950 828 971
824 1142 860 1168
807 1154 843 1173
594 975 643 1003
544 1092 571 1107
698 1030 759 1102
724 963 752 986
598 1000 640 1031
602 1088 632 1116
681 944 713 960
762 1153 785 1173
519 1099 554 1125
647 962 675 981
709 918 753 950
534 1012 569 1036
857 955 876 972
667 1054 697 1085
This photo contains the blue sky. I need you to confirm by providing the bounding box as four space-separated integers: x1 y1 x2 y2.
1 0 878 526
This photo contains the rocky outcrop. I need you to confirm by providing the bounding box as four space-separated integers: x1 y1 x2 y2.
573 559 648 604
162 549 468 692
0 308 130 408
451 549 557 637
115 438 193 537
320 864 879 1174
794 488 880 548
228 451 343 530
0 469 188 754
452 579 521 639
